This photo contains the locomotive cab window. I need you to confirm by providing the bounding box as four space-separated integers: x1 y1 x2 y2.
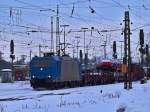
32 60 50 68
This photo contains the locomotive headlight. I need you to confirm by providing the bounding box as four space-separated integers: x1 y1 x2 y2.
48 76 51 78
32 76 35 78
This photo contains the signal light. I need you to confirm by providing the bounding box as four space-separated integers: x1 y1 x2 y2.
145 44 149 55
79 50 83 64
113 41 116 53
113 41 117 59
139 29 144 46
10 40 14 54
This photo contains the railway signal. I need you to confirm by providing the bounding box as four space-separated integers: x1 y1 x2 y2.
139 29 145 66
80 50 83 64
10 40 14 54
113 41 116 53
10 40 15 82
139 29 147 83
139 29 144 47
113 41 117 59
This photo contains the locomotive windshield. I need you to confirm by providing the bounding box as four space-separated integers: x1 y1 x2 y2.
32 60 50 68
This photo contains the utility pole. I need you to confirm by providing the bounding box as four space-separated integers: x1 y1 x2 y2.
86 39 92 59
122 11 132 90
86 45 89 59
119 40 124 60
39 44 41 57
84 53 88 72
60 24 69 55
101 41 107 59
51 16 54 53
56 5 60 56
75 36 80 58
71 40 75 58
81 27 88 55
101 44 106 59
73 46 75 58
30 50 32 61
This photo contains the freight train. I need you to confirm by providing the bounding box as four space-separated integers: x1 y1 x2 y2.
29 54 145 89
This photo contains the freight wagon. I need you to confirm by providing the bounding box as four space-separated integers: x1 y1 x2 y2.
112 63 145 82
14 65 29 81
83 60 116 85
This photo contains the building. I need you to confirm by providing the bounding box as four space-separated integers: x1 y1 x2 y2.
0 69 12 83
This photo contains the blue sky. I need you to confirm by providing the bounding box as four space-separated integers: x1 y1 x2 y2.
0 0 150 62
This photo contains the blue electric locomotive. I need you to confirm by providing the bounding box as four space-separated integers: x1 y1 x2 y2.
29 54 82 89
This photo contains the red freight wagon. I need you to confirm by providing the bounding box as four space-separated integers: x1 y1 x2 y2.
14 65 29 81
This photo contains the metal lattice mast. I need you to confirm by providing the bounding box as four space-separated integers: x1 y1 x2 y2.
56 5 60 56
51 16 54 52
123 11 132 89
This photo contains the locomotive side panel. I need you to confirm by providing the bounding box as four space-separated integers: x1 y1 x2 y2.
60 57 81 82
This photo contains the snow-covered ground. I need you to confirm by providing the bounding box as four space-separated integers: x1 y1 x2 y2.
0 81 150 112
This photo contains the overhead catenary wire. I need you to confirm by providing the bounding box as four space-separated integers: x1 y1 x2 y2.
0 0 150 61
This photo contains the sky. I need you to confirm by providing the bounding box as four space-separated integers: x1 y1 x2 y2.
0 0 150 62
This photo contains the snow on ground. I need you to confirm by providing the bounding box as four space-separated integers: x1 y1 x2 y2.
0 81 150 112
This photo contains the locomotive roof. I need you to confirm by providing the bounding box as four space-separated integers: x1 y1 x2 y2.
32 55 60 61
1 69 12 72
